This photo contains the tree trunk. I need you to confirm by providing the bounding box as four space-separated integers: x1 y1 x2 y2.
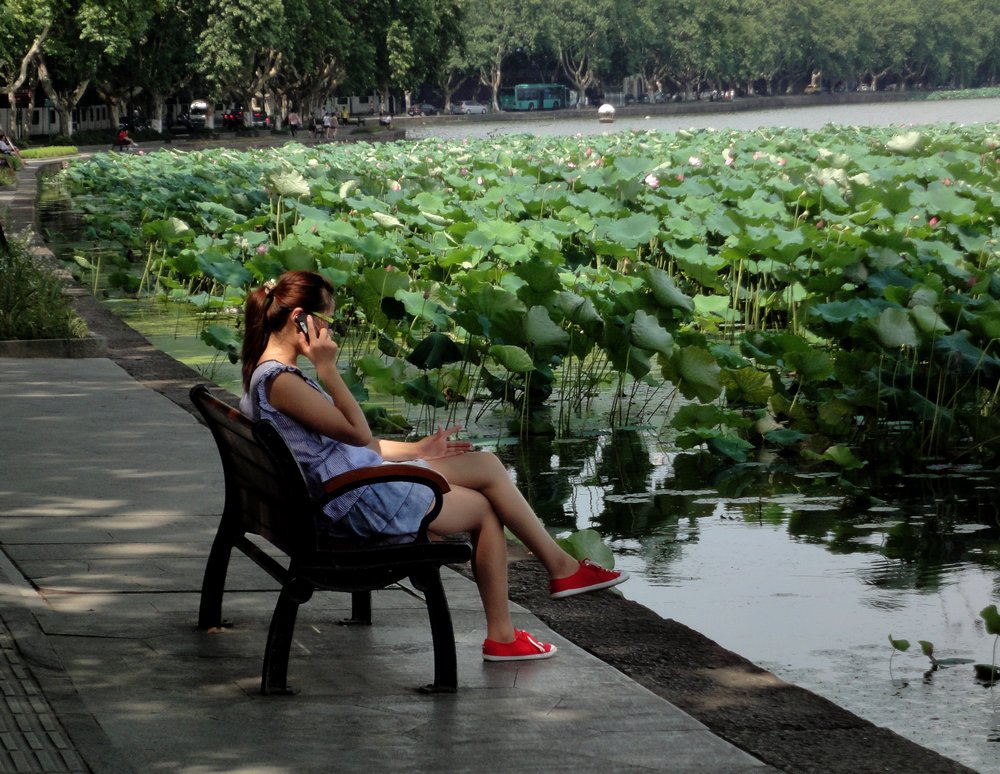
36 53 90 138
559 47 594 105
479 45 504 112
1 27 48 138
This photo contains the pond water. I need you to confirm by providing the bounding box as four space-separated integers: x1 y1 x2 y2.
39 97 1000 772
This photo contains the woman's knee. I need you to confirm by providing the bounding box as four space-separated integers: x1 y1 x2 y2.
428 486 495 535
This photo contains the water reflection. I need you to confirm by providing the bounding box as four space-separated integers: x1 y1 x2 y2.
499 429 1000 593
500 428 1000 772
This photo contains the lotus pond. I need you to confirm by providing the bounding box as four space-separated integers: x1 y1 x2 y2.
38 120 1000 771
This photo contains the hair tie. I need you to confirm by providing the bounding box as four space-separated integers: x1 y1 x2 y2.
262 278 277 308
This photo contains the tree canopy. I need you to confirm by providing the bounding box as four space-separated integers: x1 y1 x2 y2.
4 0 1000 136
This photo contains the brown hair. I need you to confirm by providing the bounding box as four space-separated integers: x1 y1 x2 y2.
241 270 334 392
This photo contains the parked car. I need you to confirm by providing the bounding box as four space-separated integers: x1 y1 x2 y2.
222 107 271 130
188 100 210 129
407 103 439 116
450 100 487 115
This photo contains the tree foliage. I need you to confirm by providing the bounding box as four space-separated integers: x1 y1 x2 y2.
4 0 1000 137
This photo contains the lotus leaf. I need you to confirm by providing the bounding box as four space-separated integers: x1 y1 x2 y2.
708 436 754 462
145 217 192 242
629 310 674 356
670 346 723 403
489 344 534 373
454 284 526 341
556 528 614 569
196 254 251 288
873 307 919 349
785 347 834 384
722 367 774 405
765 428 808 446
934 331 1000 379
403 374 448 408
693 294 735 322
597 212 660 249
909 305 950 335
822 444 865 469
552 290 602 328
270 170 310 198
407 332 464 369
642 266 695 313
524 305 570 353
981 604 1000 636
393 289 449 328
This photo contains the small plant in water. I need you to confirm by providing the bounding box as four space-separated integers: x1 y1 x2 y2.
888 634 910 688
975 605 1000 687
919 640 938 671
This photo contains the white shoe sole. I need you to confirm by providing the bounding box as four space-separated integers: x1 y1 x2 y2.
483 645 558 662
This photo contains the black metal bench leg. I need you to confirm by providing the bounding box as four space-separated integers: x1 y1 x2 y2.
198 524 237 629
412 569 458 694
261 582 313 695
340 591 372 625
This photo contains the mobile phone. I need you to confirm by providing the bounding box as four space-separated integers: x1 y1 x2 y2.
295 312 310 341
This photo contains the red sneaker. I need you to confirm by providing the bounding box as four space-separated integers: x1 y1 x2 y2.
549 559 629 599
482 629 557 662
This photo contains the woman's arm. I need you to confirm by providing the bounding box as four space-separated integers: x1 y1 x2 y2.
373 425 472 461
267 316 373 447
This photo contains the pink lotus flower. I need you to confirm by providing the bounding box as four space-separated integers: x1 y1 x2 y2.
256 243 268 254
753 151 762 160
675 173 685 182
816 219 825 229
929 216 939 228
585 147 594 157
389 181 401 191
942 178 952 186
567 162 576 169
644 173 660 189
776 158 786 167
459 167 469 176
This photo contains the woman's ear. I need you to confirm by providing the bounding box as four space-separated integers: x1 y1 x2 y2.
291 307 310 340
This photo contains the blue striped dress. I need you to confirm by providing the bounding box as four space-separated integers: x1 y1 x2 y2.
240 360 435 544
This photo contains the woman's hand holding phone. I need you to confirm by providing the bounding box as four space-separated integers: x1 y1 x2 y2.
295 312 338 364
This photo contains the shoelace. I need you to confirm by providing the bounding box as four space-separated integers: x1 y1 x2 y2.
516 630 548 653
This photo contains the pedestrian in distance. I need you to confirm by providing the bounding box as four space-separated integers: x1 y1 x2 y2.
240 270 629 661
287 109 300 137
0 133 22 162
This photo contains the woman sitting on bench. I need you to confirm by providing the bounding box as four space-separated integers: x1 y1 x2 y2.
240 271 628 662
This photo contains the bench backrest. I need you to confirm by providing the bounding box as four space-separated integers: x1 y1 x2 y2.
191 384 320 555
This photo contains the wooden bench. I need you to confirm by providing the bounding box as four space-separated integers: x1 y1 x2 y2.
190 384 472 695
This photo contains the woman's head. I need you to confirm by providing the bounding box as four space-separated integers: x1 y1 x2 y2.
241 270 334 391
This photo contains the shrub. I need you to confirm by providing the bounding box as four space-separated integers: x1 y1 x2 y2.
0 232 88 340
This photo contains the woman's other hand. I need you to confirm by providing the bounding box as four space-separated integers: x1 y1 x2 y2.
417 425 472 460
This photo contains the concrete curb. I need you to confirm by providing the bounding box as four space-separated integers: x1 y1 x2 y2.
0 336 107 358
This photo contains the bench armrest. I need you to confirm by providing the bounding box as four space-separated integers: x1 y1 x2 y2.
318 464 450 525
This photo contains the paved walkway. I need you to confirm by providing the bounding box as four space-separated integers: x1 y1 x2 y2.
0 159 772 772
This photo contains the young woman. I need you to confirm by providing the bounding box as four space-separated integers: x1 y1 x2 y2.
240 271 628 661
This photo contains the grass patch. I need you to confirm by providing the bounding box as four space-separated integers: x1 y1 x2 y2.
0 231 88 340
21 146 78 160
